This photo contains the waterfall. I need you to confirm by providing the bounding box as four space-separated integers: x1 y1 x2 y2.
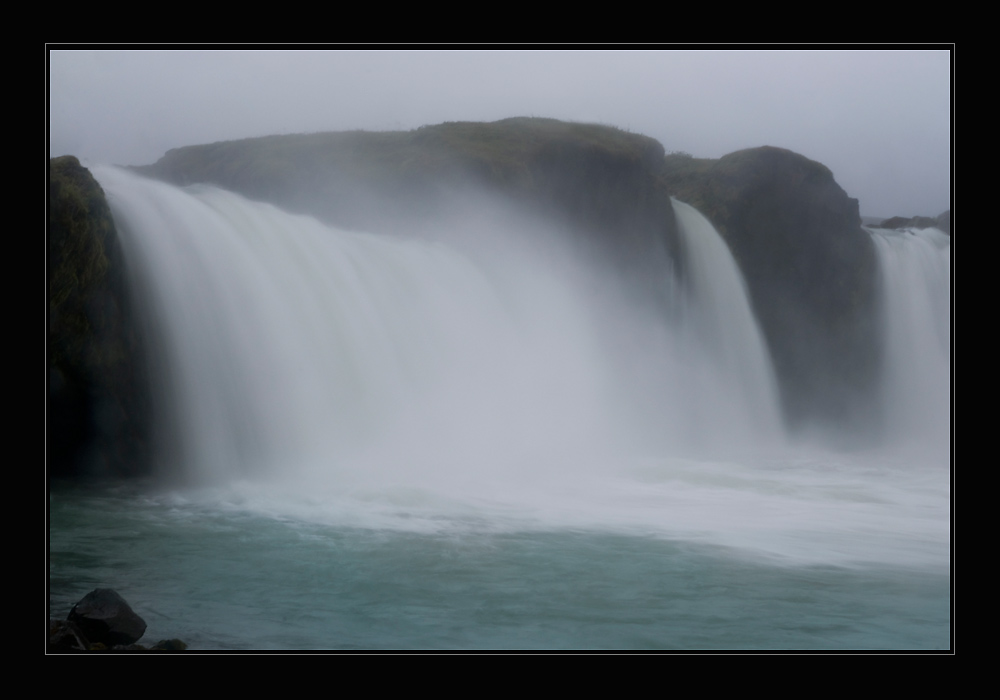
869 225 951 458
54 166 951 628
96 167 786 490
671 199 783 446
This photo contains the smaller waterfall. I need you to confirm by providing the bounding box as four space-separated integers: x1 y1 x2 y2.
869 226 951 454
670 198 784 448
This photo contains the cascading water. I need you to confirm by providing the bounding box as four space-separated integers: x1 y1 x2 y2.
869 226 951 459
98 168 785 492
670 199 783 448
103 167 628 493
49 168 950 650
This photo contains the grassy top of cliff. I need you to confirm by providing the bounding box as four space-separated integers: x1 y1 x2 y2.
132 117 670 240
135 117 664 200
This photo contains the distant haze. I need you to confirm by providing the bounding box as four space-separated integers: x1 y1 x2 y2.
48 48 951 218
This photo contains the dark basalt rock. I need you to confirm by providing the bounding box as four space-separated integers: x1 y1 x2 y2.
661 146 882 433
67 588 147 647
49 618 89 651
878 211 950 235
49 156 150 478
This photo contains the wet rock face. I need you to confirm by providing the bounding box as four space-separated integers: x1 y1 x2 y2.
67 588 147 647
49 156 150 478
662 146 882 433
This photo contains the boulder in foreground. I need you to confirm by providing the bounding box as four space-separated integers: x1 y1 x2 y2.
67 588 147 647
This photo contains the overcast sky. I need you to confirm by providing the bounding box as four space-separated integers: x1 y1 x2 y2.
48 48 952 218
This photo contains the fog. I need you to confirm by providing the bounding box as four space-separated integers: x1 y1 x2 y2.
48 48 951 218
